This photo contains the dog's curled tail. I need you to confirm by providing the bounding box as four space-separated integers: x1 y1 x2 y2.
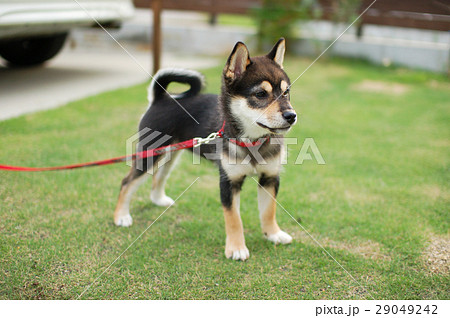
148 68 204 104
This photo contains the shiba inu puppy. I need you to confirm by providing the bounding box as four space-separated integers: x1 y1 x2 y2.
114 38 297 261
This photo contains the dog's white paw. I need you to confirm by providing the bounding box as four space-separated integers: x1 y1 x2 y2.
225 245 250 261
266 230 293 245
151 194 175 207
114 214 133 227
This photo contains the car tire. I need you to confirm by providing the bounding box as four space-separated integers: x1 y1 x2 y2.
0 33 68 67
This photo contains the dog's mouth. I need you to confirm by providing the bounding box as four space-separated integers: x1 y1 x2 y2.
257 122 291 133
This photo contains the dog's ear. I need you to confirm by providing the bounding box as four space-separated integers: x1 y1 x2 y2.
224 42 251 81
267 38 285 68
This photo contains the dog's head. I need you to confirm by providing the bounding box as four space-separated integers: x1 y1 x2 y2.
222 38 297 139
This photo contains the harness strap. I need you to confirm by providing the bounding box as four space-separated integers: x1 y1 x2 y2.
228 136 270 147
219 121 270 147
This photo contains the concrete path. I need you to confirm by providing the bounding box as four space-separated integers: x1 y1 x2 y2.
0 44 218 121
0 46 218 121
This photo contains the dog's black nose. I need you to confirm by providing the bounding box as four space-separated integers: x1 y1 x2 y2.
282 111 297 124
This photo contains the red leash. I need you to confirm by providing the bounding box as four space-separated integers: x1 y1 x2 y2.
0 121 268 172
0 122 225 172
0 139 198 172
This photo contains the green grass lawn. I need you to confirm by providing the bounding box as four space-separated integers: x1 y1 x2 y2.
0 57 448 299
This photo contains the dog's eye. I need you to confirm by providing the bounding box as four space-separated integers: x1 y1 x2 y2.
282 89 290 97
254 91 268 99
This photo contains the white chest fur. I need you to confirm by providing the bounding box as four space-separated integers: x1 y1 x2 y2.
220 147 284 181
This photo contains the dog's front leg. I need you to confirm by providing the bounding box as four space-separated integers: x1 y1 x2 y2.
258 174 292 245
220 170 249 261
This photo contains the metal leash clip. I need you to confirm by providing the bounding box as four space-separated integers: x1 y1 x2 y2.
193 132 220 147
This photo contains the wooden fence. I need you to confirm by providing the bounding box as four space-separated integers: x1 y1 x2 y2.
133 0 450 73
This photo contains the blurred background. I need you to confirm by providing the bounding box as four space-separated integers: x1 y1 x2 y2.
0 0 448 119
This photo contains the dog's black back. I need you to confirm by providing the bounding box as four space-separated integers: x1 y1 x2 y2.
140 69 221 143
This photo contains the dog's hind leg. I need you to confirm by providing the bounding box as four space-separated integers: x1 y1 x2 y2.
114 166 149 227
257 174 292 244
150 150 182 207
114 130 174 225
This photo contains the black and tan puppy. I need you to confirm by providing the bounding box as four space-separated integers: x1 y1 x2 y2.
114 38 297 261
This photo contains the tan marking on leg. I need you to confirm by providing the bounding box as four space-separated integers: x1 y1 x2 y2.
258 184 293 245
114 188 128 219
258 186 280 236
223 195 249 261
114 171 149 226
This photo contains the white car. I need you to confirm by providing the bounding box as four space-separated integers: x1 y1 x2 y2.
0 0 134 66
